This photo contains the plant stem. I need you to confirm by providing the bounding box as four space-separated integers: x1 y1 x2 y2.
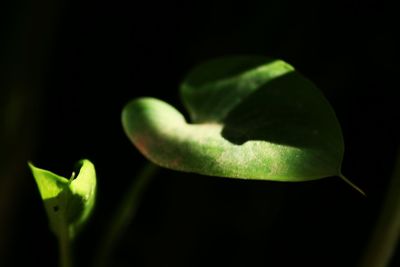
94 162 159 267
359 148 400 267
59 223 72 267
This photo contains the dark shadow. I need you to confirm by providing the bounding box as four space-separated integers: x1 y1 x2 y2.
43 188 86 227
221 72 342 153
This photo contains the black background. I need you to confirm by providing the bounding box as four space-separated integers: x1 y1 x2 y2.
0 0 398 266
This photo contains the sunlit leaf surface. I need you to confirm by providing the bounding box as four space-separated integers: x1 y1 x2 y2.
122 56 345 182
29 159 96 239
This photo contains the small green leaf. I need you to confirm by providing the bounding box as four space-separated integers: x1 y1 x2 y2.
122 56 356 187
29 159 96 239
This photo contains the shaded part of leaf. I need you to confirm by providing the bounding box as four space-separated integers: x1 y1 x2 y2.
221 71 344 172
181 56 294 123
65 193 85 225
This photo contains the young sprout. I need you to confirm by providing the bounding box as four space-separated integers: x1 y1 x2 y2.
29 159 96 267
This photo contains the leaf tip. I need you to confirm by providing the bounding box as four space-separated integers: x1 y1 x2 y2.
27 160 36 171
339 174 366 196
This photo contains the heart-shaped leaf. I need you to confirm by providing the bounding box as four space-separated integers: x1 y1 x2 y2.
29 159 96 240
122 56 360 190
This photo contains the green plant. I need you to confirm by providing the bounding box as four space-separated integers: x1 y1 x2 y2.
122 56 361 188
29 56 399 267
29 159 96 267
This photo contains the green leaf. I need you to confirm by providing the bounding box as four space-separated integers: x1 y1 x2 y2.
122 56 355 186
29 159 96 240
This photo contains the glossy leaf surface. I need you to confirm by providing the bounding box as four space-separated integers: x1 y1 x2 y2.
122 56 345 182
